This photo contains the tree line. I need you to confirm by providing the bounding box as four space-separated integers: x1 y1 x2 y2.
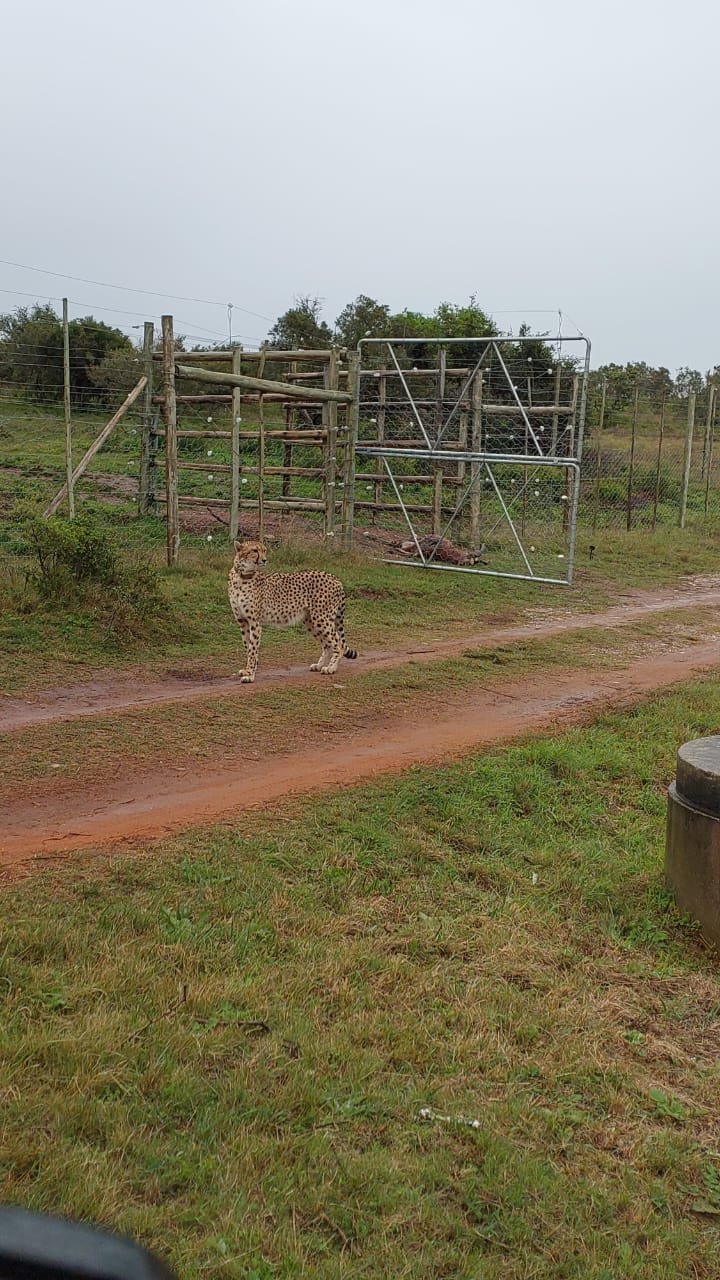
0 298 715 412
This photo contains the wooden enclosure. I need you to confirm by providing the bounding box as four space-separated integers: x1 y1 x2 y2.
143 316 358 565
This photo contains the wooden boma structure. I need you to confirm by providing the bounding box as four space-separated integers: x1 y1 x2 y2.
126 317 587 582
137 316 358 566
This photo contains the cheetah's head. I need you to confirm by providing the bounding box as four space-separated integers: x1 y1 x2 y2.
233 540 268 575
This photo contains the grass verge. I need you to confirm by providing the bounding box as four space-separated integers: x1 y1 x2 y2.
1 682 720 1277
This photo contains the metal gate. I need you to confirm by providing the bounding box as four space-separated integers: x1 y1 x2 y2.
354 335 590 585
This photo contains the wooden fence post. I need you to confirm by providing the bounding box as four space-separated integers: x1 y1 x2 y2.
341 350 360 549
230 346 242 540
162 315 180 566
679 392 696 529
626 384 639 531
704 386 717 519
652 392 666 531
323 348 339 540
257 348 267 540
138 321 155 515
702 384 716 482
374 364 386 513
591 375 607 532
432 347 446 535
550 362 561 455
62 298 75 518
469 371 483 549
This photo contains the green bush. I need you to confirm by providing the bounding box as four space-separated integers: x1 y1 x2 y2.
19 514 168 641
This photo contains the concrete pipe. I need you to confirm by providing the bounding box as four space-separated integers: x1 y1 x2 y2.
666 735 720 948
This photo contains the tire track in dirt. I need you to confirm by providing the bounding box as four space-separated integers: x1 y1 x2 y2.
3 580 720 734
1 640 718 871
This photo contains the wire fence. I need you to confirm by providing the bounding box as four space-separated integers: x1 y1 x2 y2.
0 347 718 548
581 381 718 532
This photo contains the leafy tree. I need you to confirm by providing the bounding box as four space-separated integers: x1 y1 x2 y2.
674 367 705 399
334 295 390 349
268 296 333 350
385 297 498 368
0 304 132 407
87 346 144 407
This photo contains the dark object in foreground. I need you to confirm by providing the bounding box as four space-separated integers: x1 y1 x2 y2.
398 536 486 566
666 736 720 948
0 1207 176 1280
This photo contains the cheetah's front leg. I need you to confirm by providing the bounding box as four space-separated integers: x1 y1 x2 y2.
237 621 261 683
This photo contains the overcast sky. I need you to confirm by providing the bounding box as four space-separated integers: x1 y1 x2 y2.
1 0 717 370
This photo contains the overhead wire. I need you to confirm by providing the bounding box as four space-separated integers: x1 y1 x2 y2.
0 257 274 321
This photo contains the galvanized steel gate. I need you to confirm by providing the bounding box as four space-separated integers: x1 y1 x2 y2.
353 335 590 585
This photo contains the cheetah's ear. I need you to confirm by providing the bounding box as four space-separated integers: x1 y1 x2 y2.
233 540 246 554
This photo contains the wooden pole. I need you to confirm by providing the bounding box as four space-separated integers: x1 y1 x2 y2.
432 347 446 536
162 316 180 566
44 378 147 518
230 347 241 540
562 374 579 533
469 372 483 550
323 348 339 540
704 387 716 520
374 364 386 514
257 348 266 540
341 351 360 549
702 384 716 483
651 393 666 532
174 364 352 404
550 363 561 455
62 298 75 518
625 384 639 531
282 361 297 504
591 376 607 533
679 392 696 529
138 321 155 515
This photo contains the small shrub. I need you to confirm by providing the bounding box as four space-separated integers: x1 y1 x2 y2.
17 514 169 641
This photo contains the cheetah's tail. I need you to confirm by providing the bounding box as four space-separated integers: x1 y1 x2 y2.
344 646 358 660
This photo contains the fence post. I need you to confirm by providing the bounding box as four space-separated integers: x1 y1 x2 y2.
374 364 386 512
62 298 75 518
626 384 639 531
138 321 155 515
704 386 717 520
230 346 241 540
702 383 716 483
432 347 446 535
162 315 180 566
550 362 561 454
679 392 696 529
323 348 339 541
591 376 607 532
254 349 268 541
341 350 360 550
563 374 579 533
469 371 483 549
652 392 666 532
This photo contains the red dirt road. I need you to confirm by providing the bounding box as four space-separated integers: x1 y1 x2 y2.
2 579 720 735
1 639 718 872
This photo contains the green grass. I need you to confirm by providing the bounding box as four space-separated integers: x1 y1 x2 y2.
2 682 720 1276
3 389 720 694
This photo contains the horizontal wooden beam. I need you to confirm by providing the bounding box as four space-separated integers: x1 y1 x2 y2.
178 462 325 478
158 494 328 513
153 348 337 364
156 427 327 442
175 363 353 404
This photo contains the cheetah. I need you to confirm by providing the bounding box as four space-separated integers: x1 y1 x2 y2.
228 540 358 683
